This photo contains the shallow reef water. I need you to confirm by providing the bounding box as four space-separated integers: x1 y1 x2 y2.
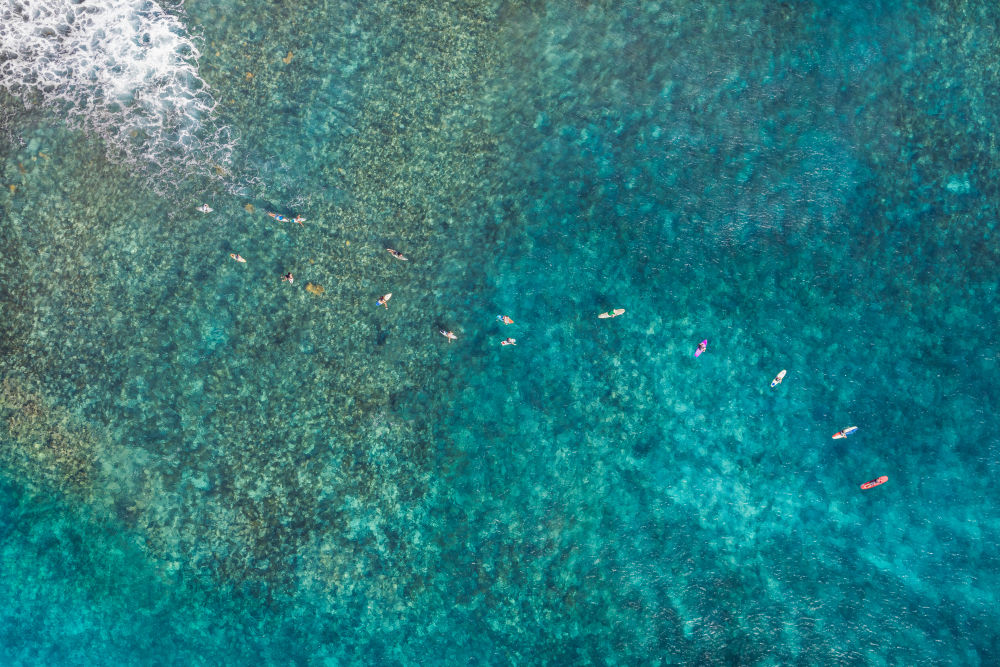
1 0 999 664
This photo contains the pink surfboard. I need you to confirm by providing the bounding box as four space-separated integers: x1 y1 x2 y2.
695 339 708 357
860 475 888 490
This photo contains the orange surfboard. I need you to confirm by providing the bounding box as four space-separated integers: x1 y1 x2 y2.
860 475 888 490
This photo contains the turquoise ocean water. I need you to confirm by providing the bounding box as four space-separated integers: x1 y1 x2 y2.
1 0 999 663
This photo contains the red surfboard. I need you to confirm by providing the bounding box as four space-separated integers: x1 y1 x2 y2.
860 475 888 490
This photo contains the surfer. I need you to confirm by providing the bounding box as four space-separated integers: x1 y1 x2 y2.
376 293 392 309
832 426 858 439
770 369 786 387
387 248 408 260
281 272 294 284
695 339 708 357
267 211 289 222
292 215 306 225
598 308 625 319
197 204 213 213
497 315 514 325
440 330 457 343
229 253 246 263
860 475 888 490
501 337 516 346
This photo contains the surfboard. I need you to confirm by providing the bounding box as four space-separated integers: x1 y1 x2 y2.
598 308 625 319
832 426 858 439
770 369 786 387
694 339 708 357
860 475 888 490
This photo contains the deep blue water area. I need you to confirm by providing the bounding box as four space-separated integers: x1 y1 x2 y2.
1 0 999 664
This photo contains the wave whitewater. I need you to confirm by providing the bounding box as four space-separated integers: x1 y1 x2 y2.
0 0 232 184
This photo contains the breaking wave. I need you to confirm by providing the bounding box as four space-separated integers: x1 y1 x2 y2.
0 0 232 184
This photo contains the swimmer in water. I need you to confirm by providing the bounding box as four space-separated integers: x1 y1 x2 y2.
197 204 213 213
376 293 392 308
501 337 516 346
292 215 305 225
229 253 246 263
267 211 289 222
387 248 408 261
440 330 457 343
497 315 514 325
281 273 294 284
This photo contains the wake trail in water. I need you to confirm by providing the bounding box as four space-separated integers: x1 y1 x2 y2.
0 0 233 187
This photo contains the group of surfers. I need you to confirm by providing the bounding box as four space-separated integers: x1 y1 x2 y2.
202 202 886 490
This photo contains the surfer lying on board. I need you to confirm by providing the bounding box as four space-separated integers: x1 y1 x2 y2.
269 211 305 225
860 475 888 490
832 426 858 439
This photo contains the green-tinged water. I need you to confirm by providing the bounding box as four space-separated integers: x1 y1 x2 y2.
1 0 999 664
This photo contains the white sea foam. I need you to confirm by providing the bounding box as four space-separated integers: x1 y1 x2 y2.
0 0 232 183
